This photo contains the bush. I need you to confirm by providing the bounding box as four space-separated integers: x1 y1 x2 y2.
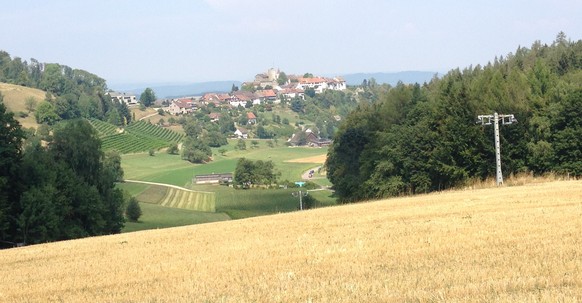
126 197 142 222
301 194 317 210
149 149 155 156
236 139 247 150
303 181 320 190
167 143 179 155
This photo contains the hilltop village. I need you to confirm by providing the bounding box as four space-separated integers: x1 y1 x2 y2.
108 68 348 146
111 68 346 113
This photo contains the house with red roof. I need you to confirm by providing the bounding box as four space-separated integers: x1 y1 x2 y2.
256 89 277 102
168 99 195 115
231 91 261 107
208 112 222 122
246 112 257 125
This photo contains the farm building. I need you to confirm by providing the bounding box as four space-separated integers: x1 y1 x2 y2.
288 129 332 147
234 127 249 139
194 173 233 185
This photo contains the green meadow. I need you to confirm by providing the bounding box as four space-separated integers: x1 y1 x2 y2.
122 202 230 233
119 139 336 232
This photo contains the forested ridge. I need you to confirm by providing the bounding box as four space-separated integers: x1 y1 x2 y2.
326 33 582 202
0 50 132 127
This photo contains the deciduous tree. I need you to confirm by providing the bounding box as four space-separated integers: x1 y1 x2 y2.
125 197 142 222
139 88 156 107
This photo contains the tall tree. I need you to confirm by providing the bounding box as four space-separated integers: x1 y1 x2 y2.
181 137 211 163
50 119 103 184
34 101 60 125
277 72 288 85
139 88 156 107
551 88 582 175
0 94 25 241
234 158 278 188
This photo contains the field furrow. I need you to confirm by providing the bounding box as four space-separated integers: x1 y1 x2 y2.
161 189 177 207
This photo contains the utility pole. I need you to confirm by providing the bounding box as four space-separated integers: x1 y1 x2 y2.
476 112 517 186
292 190 308 210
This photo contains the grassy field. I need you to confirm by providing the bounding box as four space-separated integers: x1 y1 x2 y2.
121 143 329 190
119 145 333 230
0 82 45 129
1 180 581 302
117 182 225 232
122 153 199 187
122 202 230 233
210 139 329 182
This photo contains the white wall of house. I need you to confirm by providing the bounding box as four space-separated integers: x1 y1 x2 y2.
234 129 248 139
108 92 138 105
230 101 245 107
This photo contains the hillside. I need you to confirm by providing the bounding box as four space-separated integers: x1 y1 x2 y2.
1 180 581 302
328 35 582 202
0 82 44 128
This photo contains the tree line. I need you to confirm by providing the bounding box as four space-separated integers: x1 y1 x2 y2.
1 96 126 246
326 32 582 203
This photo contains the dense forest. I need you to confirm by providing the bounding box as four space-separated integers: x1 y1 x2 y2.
326 32 582 203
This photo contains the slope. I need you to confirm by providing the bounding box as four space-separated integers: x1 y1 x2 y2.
0 82 45 128
1 180 581 302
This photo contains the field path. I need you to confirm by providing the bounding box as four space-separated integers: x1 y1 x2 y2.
124 179 214 194
301 166 323 180
138 112 159 121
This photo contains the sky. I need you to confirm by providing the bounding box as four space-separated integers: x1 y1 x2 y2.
2 0 582 88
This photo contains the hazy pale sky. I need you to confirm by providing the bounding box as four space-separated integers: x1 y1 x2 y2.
2 0 581 87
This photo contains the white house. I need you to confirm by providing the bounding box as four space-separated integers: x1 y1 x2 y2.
108 92 138 105
234 127 249 139
295 76 346 93
327 77 347 91
278 87 305 100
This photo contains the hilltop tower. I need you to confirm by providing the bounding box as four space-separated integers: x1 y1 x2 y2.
267 68 279 81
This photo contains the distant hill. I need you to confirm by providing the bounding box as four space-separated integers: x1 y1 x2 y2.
341 71 439 86
111 81 242 99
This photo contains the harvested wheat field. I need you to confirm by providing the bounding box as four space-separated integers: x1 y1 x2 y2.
1 181 582 302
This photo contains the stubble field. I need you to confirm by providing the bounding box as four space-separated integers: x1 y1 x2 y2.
1 180 581 302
